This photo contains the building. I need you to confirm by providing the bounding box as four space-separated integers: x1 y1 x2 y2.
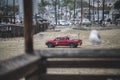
85 0 118 21
18 0 39 20
0 0 39 23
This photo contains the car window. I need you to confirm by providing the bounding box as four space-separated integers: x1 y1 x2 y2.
55 37 65 41
66 37 69 40
55 38 61 41
60 37 65 40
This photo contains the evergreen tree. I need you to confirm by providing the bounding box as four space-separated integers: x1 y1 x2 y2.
114 0 120 19
114 0 120 11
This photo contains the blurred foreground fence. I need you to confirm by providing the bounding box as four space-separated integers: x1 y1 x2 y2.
0 49 120 80
0 23 49 38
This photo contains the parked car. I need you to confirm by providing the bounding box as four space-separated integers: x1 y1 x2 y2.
70 19 81 25
57 20 69 26
45 36 82 48
67 21 72 25
82 18 92 26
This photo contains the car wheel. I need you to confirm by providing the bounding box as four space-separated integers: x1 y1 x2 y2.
80 42 82 46
75 45 77 48
69 43 75 48
47 43 53 48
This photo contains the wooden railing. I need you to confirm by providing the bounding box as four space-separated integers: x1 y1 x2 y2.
0 23 49 38
0 24 23 38
33 22 49 34
0 49 120 80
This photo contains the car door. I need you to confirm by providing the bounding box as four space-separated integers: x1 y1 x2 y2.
54 37 61 46
57 37 68 46
54 37 67 46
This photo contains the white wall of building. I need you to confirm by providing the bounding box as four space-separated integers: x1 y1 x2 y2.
18 0 23 20
33 0 39 15
18 0 39 20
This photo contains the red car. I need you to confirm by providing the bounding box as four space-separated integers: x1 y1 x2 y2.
45 36 82 48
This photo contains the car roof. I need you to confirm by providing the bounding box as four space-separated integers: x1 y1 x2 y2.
56 36 69 38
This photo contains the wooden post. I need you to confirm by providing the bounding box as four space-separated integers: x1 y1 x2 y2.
23 0 33 53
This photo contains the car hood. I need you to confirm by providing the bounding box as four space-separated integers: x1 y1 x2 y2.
71 39 82 42
46 40 54 42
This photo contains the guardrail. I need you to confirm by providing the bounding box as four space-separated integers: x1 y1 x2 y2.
0 49 120 80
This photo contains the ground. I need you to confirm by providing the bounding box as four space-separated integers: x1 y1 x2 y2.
0 27 120 77
0 28 120 61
